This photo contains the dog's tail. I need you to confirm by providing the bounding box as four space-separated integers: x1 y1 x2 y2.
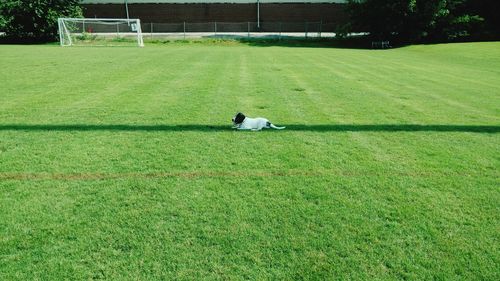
269 123 286 130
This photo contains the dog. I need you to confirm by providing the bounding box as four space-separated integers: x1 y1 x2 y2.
232 112 285 131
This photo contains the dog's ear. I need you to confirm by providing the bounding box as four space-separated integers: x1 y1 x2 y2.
234 112 245 124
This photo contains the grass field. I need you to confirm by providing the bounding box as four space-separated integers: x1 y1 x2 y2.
0 41 499 280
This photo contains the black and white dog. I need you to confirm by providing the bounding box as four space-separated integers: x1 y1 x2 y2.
232 112 285 131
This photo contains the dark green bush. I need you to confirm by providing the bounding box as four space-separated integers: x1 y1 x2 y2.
0 0 82 42
345 0 491 44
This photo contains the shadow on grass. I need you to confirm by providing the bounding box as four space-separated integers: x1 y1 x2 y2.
0 124 498 133
158 36 377 49
144 34 392 49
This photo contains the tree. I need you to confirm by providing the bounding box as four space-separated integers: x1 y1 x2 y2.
346 0 484 43
0 0 82 42
465 0 500 38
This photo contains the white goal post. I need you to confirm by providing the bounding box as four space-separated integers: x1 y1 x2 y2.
58 18 144 47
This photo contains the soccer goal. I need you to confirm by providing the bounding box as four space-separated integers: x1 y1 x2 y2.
58 18 144 47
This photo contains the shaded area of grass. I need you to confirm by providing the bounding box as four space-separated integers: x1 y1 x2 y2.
0 124 498 133
144 36 374 49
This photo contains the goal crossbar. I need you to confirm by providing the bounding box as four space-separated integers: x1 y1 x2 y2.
59 18 140 24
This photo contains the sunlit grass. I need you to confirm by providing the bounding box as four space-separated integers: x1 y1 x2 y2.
0 42 499 280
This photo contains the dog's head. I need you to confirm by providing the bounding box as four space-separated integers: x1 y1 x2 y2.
232 112 246 125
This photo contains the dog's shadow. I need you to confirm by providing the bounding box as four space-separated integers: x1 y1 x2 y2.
0 124 498 133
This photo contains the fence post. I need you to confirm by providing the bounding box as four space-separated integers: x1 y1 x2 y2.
319 21 322 38
183 22 186 39
150 22 153 40
247 22 250 38
215 22 217 36
305 22 308 39
117 23 120 37
257 0 260 29
279 22 282 40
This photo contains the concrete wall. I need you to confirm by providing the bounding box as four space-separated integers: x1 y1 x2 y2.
81 0 347 3
82 3 348 27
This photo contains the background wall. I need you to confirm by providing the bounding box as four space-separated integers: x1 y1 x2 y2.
82 3 348 26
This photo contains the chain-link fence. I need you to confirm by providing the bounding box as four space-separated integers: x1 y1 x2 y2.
140 22 338 39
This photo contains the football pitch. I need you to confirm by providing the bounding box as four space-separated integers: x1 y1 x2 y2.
0 41 499 279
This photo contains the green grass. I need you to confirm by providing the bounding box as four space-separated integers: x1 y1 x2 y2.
0 41 499 280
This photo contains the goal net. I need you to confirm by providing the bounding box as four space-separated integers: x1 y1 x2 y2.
58 18 144 47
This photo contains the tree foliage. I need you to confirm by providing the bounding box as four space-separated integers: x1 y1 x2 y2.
465 0 500 37
0 0 82 42
346 0 489 43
